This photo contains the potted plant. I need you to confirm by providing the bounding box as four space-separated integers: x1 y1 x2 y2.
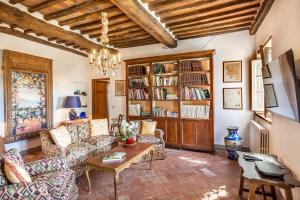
117 129 135 146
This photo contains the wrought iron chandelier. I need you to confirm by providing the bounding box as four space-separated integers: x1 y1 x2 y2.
89 12 121 76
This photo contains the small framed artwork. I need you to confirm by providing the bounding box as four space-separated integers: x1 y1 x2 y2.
223 61 242 83
115 80 126 96
262 64 272 79
264 84 278 108
223 88 243 110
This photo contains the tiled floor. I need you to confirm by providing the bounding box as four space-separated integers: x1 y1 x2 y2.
24 149 277 200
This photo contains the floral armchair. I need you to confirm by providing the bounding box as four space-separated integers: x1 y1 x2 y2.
121 120 166 161
0 149 78 200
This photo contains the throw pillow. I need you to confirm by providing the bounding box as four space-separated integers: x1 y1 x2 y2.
49 126 72 148
120 120 141 136
140 121 157 135
4 158 32 184
90 119 109 136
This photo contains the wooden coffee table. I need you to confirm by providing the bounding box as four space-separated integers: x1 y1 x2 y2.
85 143 154 200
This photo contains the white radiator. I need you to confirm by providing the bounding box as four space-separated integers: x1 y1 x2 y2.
250 120 269 154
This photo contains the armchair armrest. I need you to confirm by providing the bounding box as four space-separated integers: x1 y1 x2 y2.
155 129 165 144
0 180 50 199
25 157 68 177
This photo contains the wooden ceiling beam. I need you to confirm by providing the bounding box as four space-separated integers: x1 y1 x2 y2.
169 10 257 31
177 27 249 40
250 0 274 34
0 27 87 56
110 0 177 48
0 2 117 53
176 23 251 37
82 20 135 35
44 0 113 21
28 0 64 13
90 25 141 38
111 38 157 47
110 34 153 44
167 3 260 28
70 14 128 30
162 0 258 23
117 40 159 48
9 0 25 5
97 30 147 42
173 17 254 35
59 6 121 26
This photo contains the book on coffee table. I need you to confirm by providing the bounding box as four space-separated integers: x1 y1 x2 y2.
103 152 126 162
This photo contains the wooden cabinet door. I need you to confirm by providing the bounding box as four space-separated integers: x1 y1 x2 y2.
181 120 196 147
195 120 212 149
165 119 179 145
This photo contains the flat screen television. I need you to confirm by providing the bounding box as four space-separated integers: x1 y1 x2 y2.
262 49 300 122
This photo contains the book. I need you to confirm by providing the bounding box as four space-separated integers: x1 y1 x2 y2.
103 152 126 162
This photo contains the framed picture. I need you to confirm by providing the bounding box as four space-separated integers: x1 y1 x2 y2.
223 88 243 110
264 84 278 108
223 61 242 82
262 64 272 79
115 80 126 96
3 50 53 143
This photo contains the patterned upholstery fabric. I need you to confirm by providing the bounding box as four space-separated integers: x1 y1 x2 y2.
0 157 9 186
66 124 79 143
49 126 72 148
0 179 50 199
25 157 68 177
35 169 77 200
120 120 141 136
40 121 117 177
77 122 90 142
3 148 25 168
0 153 78 200
138 134 161 144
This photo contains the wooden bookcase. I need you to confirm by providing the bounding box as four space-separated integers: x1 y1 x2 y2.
124 50 215 152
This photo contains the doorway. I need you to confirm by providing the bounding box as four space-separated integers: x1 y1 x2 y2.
92 79 109 119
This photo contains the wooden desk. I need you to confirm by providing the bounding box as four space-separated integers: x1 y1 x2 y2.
85 143 154 200
237 152 300 200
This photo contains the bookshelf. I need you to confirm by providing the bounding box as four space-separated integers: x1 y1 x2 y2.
125 50 215 152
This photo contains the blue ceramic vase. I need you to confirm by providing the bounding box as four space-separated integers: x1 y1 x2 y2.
224 126 243 160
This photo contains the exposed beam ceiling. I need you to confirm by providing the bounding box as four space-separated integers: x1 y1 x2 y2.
109 0 177 48
250 0 274 34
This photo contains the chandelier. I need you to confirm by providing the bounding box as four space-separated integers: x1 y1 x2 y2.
89 12 121 76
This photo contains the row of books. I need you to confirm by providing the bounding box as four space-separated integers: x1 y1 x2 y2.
128 104 141 116
180 73 209 85
180 60 205 72
128 65 147 76
128 77 149 88
128 89 149 100
181 105 210 119
152 88 178 100
181 87 210 100
153 76 178 86
153 107 178 118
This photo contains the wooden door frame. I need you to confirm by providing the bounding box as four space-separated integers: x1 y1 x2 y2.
92 78 110 121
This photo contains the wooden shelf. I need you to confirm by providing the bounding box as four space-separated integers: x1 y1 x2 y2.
128 86 150 89
125 50 214 153
128 74 150 78
128 99 150 101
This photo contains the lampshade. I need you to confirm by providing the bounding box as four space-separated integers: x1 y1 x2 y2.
64 96 81 108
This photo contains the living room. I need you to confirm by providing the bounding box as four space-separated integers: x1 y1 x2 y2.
0 0 300 199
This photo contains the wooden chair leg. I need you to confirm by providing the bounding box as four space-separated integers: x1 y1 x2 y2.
261 185 267 200
270 185 277 200
248 183 258 200
239 170 245 196
284 188 293 200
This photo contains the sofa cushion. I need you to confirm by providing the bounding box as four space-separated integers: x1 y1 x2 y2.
3 158 32 184
3 148 25 168
77 122 90 142
84 135 117 149
138 135 161 144
66 124 79 143
121 120 141 135
90 119 109 136
34 169 75 200
66 142 96 167
141 121 157 135
50 126 72 148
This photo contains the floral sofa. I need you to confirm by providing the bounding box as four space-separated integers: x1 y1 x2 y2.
121 120 166 161
41 120 117 177
0 148 77 200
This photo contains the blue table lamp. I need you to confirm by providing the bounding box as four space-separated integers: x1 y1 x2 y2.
64 96 81 120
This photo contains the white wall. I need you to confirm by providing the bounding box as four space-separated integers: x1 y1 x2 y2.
0 32 91 152
104 30 255 146
254 0 300 198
